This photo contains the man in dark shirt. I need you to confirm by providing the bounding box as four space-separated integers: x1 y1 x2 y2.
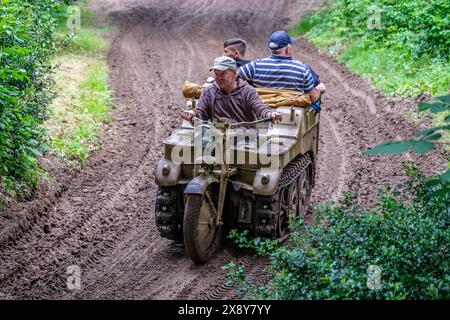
181 56 281 123
223 38 251 68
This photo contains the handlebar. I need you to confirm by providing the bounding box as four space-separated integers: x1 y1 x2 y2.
229 116 273 128
190 116 273 128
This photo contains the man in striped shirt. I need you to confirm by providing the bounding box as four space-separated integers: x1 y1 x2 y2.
238 30 325 110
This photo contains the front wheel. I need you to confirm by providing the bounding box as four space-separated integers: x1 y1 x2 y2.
183 184 222 264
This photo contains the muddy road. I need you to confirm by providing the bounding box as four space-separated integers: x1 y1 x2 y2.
0 0 445 299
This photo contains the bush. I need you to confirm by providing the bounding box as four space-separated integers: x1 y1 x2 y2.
291 0 450 96
0 0 62 194
225 163 450 299
299 0 449 59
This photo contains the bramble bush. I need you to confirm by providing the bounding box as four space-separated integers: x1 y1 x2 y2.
0 0 72 195
224 163 449 299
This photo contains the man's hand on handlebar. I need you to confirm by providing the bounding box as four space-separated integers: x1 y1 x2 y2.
181 110 196 121
269 111 282 122
182 110 282 125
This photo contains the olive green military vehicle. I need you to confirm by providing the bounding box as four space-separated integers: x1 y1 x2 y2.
155 94 319 264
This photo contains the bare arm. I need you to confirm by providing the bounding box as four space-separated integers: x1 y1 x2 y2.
309 87 321 103
316 83 326 93
247 88 282 121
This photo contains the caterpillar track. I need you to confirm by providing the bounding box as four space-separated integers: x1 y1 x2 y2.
254 153 313 238
155 186 184 241
155 154 314 241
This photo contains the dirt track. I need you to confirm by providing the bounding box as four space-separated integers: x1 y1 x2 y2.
0 0 446 299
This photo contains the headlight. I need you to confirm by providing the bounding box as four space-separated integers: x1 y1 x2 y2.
261 175 270 185
162 164 171 176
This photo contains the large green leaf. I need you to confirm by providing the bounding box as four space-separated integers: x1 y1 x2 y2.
418 101 448 114
429 102 449 114
418 95 449 113
364 141 412 156
432 187 450 198
411 141 434 154
424 133 442 141
415 125 450 136
440 169 450 183
435 94 450 104
425 178 441 187
418 101 433 112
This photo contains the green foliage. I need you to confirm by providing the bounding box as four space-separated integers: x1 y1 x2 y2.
55 0 109 54
46 0 111 166
338 43 450 96
364 94 450 197
0 0 111 195
67 28 108 54
291 13 316 36
0 0 62 194
292 0 450 96
225 163 450 299
48 60 112 164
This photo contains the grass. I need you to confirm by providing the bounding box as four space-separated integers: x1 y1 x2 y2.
46 55 111 165
65 28 109 54
338 43 450 97
291 13 338 48
290 5 450 150
46 2 112 166
55 1 109 54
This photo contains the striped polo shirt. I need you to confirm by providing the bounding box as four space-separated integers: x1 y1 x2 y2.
238 55 315 93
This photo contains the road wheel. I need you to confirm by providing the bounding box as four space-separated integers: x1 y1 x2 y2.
277 175 301 237
287 175 300 230
183 184 222 264
277 185 289 237
298 164 312 216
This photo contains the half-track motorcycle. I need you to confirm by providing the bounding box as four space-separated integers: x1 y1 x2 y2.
155 88 320 264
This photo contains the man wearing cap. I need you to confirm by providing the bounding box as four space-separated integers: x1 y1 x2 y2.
223 38 251 68
238 30 325 110
181 56 281 123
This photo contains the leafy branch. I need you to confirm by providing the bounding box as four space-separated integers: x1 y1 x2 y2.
364 94 450 196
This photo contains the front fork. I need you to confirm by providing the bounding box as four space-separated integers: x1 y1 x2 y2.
193 118 236 227
216 164 232 227
193 163 235 228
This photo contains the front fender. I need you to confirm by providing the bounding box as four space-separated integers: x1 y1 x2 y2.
184 175 218 195
155 159 181 187
253 168 282 196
